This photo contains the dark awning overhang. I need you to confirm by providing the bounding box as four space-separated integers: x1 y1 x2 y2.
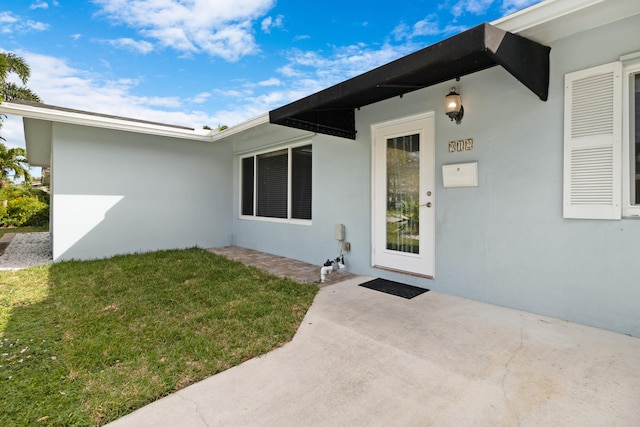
269 23 550 140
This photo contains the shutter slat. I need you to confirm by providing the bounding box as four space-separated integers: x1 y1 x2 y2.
570 70 615 138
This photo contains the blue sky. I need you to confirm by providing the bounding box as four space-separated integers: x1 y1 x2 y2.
1 0 540 151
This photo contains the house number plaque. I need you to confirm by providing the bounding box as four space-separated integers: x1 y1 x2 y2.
449 138 474 153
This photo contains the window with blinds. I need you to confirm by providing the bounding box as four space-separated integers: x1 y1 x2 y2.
291 145 312 220
241 156 254 216
241 144 312 221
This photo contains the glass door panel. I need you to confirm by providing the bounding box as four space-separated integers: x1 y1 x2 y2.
386 134 420 254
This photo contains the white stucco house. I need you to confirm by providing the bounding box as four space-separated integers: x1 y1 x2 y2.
1 0 639 337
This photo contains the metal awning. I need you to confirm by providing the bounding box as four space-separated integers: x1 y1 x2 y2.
269 23 550 140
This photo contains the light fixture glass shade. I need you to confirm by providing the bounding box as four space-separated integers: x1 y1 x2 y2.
445 92 461 114
444 87 463 124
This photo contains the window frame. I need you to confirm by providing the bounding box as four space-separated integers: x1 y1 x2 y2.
622 52 640 218
239 141 313 224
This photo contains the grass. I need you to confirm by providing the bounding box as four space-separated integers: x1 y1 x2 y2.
0 248 318 426
0 225 49 239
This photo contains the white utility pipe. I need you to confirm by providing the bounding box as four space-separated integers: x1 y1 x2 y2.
320 259 345 283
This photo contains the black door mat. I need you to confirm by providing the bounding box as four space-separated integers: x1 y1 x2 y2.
359 278 429 299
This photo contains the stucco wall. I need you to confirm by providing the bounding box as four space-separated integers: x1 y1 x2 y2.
230 14 640 336
51 124 232 261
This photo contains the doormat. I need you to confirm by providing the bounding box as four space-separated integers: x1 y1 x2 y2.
359 278 429 299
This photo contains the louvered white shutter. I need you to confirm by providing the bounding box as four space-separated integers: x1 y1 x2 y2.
563 62 622 219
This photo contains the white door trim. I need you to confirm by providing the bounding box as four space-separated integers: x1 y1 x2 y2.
371 111 435 277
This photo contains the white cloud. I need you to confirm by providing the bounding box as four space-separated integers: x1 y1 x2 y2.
412 15 442 37
93 0 275 61
0 12 48 34
261 14 283 33
450 0 539 19
293 34 310 42
0 12 18 25
30 1 49 10
501 0 540 15
276 64 299 78
107 38 154 54
256 78 281 87
188 22 257 61
189 92 211 104
144 26 197 53
284 43 409 81
26 20 49 31
392 15 466 42
261 16 272 32
71 33 82 41
9 51 192 123
1 116 27 149
143 96 181 108
451 0 495 17
391 23 410 41
212 88 245 98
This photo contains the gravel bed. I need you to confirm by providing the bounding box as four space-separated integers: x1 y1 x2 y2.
0 232 53 270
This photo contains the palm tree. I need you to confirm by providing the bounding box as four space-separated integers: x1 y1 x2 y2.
0 144 30 187
0 52 40 103
0 53 40 185
0 52 41 137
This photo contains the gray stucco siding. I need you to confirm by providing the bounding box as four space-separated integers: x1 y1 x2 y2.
51 123 233 261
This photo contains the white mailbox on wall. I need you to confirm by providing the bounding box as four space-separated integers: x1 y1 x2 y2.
442 162 478 188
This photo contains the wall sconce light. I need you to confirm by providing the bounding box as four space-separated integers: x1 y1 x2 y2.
444 87 464 124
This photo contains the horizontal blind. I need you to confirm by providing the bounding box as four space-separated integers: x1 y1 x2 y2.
241 157 254 216
257 149 288 219
291 145 312 220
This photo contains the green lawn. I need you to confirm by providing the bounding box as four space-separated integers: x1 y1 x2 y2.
0 248 318 426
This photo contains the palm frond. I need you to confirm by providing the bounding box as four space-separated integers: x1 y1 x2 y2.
3 83 41 102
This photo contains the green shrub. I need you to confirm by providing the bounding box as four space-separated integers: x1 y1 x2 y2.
0 185 27 201
0 185 49 203
3 196 49 227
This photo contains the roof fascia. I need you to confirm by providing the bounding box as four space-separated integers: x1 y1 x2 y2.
493 0 640 43
493 0 605 32
0 102 212 142
210 113 270 142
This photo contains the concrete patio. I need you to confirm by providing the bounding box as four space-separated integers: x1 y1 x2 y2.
107 247 640 426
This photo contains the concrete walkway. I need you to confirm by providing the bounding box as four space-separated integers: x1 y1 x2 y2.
107 274 640 426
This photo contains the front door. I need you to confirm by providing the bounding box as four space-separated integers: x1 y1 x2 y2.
372 112 435 277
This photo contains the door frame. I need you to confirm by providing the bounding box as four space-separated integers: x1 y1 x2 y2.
370 111 435 278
